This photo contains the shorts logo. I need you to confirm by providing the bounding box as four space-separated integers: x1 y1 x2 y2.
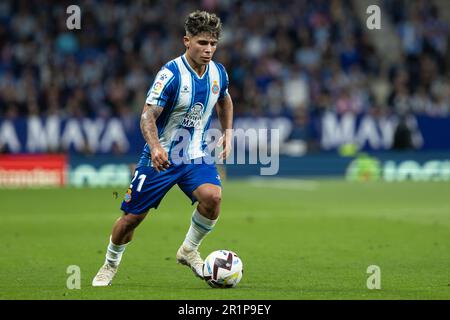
212 81 219 94
181 102 204 128
124 188 132 203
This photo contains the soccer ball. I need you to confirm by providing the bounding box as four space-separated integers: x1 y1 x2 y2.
203 250 243 288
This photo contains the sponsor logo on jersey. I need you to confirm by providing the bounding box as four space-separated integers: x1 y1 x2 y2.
181 102 204 128
212 81 219 94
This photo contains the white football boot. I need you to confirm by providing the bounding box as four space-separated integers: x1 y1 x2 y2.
92 264 118 286
176 245 204 279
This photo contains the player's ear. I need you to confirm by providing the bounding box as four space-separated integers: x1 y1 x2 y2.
183 36 190 49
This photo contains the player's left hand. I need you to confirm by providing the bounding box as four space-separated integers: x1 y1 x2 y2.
218 132 232 160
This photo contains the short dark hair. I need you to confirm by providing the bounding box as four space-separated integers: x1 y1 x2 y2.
185 10 222 39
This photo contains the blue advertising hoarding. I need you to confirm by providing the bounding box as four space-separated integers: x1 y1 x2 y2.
65 151 450 187
0 113 449 156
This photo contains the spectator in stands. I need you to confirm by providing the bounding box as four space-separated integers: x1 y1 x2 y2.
392 115 414 150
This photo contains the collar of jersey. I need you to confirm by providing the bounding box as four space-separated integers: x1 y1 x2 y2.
181 54 209 80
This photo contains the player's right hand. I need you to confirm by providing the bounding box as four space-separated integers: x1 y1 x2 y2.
151 145 170 173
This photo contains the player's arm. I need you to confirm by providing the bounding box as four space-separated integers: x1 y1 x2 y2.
215 94 233 160
140 104 170 172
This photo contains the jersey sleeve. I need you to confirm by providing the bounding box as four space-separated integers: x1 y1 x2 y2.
218 64 230 100
145 67 176 107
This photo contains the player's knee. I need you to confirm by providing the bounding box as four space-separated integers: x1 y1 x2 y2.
211 193 222 208
203 192 221 211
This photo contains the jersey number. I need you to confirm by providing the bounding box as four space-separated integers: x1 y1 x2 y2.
130 171 146 192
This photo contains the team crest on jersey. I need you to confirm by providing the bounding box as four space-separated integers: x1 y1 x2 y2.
212 81 219 94
181 102 204 129
124 188 132 203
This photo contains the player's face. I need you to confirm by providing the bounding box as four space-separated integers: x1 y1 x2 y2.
184 32 218 65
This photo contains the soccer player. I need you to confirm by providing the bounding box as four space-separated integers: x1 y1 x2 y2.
92 10 233 286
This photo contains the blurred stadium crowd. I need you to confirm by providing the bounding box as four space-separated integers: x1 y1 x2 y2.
0 0 449 126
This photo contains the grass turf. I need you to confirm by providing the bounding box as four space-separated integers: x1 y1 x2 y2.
0 179 449 299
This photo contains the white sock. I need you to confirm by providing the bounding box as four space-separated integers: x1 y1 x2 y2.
105 236 128 267
183 209 218 251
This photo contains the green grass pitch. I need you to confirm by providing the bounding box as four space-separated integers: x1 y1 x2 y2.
0 179 449 300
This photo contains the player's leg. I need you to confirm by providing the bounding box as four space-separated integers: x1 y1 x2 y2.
176 184 221 278
183 183 221 248
111 212 147 245
105 212 148 266
92 212 148 287
176 162 222 279
93 165 177 286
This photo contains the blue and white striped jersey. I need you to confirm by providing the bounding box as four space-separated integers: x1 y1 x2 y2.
137 54 229 167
